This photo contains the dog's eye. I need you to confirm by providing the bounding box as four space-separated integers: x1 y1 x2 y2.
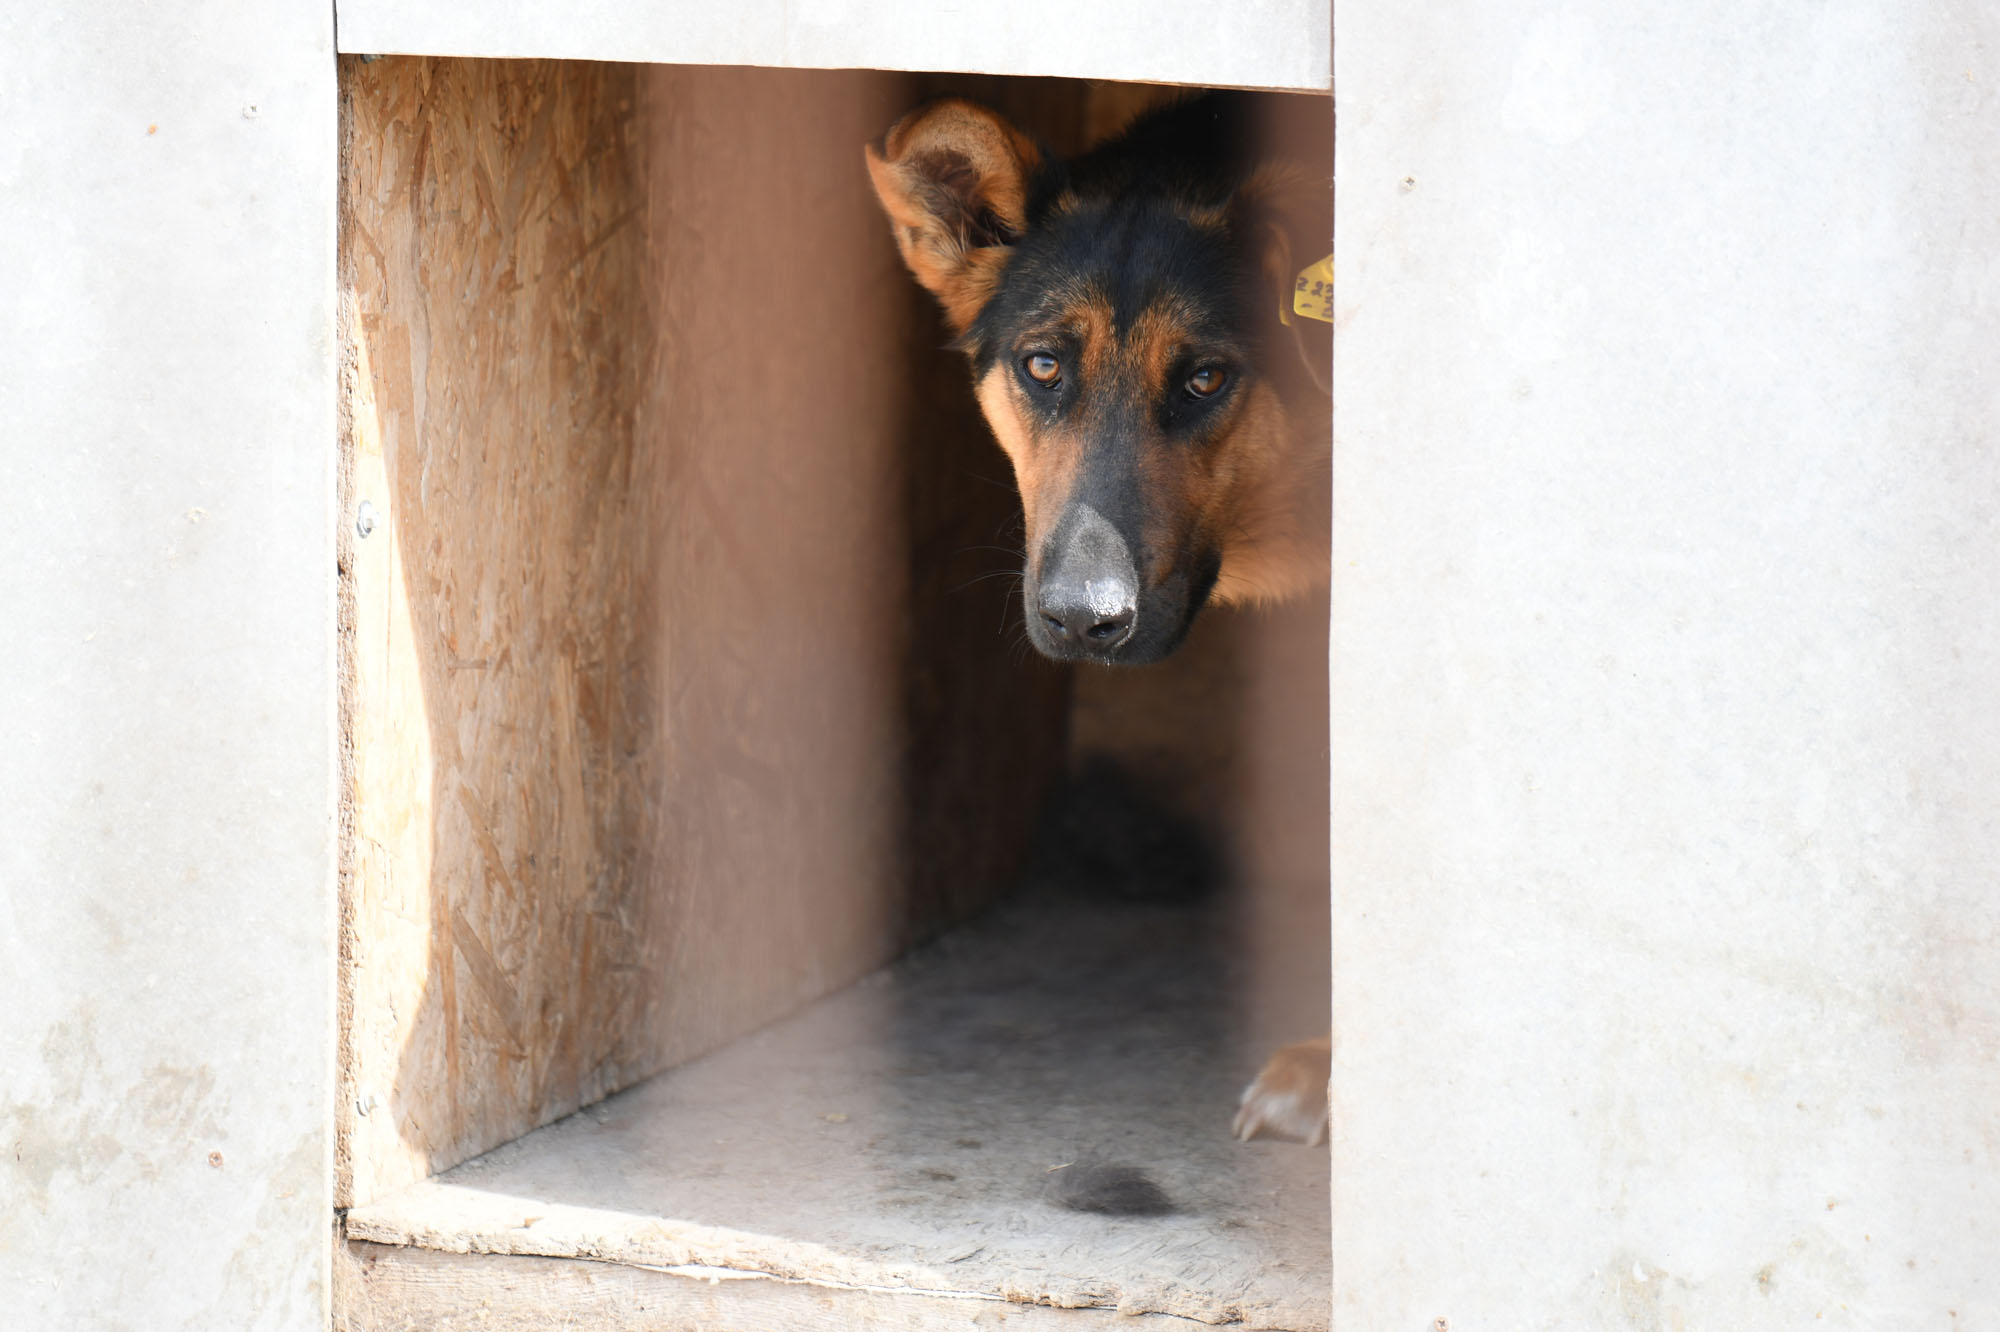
1186 367 1228 398
1024 353 1062 386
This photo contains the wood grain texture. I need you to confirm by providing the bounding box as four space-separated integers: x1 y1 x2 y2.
340 55 658 1209
337 59 1078 1209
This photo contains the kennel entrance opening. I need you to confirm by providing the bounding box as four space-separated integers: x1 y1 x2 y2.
335 54 1333 1330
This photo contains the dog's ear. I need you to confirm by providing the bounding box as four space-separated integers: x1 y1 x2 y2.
1232 167 1331 397
866 100 1043 333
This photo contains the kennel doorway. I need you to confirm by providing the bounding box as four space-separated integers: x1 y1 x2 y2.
333 56 1333 1331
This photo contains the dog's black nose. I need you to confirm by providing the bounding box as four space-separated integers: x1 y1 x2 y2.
1031 500 1142 661
1038 579 1137 653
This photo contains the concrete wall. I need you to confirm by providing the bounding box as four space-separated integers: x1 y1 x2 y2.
1331 1 2000 1323
12 0 2000 1326
0 3 337 1329
332 0 1329 92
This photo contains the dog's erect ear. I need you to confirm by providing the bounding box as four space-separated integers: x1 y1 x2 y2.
866 100 1042 333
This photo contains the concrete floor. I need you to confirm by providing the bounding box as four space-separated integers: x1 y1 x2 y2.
344 892 1329 1329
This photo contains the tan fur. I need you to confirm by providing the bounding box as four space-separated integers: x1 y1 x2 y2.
1206 385 1330 606
975 364 1080 544
864 100 1042 333
975 284 1327 606
869 99 1332 609
1233 1036 1331 1145
1180 200 1233 233
1125 298 1199 397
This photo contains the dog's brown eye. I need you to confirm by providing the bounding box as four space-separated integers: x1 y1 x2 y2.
1186 367 1227 398
1024 353 1061 384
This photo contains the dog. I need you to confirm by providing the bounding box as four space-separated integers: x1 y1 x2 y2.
867 92 1334 1145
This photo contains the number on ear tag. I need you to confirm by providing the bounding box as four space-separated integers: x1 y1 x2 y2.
1291 254 1334 324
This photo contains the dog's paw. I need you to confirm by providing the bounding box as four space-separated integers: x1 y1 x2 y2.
1232 1036 1331 1145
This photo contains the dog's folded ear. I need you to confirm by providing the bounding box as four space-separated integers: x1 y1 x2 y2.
1231 166 1332 397
866 100 1043 333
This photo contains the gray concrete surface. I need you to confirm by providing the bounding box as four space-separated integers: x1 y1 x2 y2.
0 3 337 1329
346 893 1329 1329
335 1242 1236 1332
1330 2 2000 1324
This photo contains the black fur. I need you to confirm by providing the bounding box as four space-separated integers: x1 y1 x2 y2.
1026 757 1222 904
962 93 1263 378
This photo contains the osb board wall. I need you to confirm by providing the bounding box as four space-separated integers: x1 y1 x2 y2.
338 58 1076 1209
640 67 1083 966
339 56 659 1210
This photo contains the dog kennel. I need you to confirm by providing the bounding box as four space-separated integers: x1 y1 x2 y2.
331 46 1334 1332
23 3 2000 1328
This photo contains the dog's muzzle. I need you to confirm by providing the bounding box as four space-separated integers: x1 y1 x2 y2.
1031 502 1139 661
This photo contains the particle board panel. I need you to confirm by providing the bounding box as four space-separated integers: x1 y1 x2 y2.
344 894 1331 1330
627 61 925 1147
340 54 661 1210
639 66 1077 966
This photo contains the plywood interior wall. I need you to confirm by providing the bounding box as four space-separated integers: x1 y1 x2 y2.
338 57 653 1210
337 57 1080 1209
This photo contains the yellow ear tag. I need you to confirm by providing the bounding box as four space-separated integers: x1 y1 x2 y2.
1290 254 1334 324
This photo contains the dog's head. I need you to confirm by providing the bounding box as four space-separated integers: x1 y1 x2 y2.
867 96 1327 665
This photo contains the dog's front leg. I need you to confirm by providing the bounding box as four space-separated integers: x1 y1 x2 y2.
1233 1035 1331 1145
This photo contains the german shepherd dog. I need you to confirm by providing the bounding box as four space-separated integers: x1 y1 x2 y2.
867 92 1333 1144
